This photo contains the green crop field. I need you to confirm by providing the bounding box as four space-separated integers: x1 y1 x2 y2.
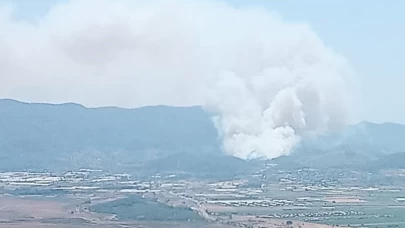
90 195 204 221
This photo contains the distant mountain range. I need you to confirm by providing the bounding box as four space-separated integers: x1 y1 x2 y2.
0 99 222 172
0 99 405 173
289 121 405 170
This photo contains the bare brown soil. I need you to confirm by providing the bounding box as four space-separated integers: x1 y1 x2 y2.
0 196 233 228
228 215 346 228
0 195 340 228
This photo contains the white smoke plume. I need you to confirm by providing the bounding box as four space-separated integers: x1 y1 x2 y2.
0 0 351 159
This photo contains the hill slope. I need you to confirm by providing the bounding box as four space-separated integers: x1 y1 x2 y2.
284 121 405 169
1 99 405 172
0 99 221 171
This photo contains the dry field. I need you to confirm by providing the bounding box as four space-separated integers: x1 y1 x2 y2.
0 195 344 228
227 215 345 228
0 196 72 219
0 196 234 228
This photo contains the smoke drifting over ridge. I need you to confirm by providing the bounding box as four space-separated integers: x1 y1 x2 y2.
0 0 351 159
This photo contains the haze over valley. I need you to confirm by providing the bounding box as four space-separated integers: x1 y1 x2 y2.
0 0 404 228
1 98 405 173
0 0 353 160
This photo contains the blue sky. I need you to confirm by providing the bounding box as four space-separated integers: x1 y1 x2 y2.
1 0 404 124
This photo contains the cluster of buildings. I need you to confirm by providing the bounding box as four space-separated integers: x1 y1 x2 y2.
0 167 403 226
0 170 153 195
0 171 61 187
206 199 294 208
264 211 366 219
303 214 393 222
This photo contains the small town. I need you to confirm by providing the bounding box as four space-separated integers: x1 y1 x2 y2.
0 166 403 227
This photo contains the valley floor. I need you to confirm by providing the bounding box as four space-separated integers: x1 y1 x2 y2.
0 167 404 228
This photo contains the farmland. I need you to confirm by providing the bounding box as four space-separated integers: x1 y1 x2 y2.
0 167 404 227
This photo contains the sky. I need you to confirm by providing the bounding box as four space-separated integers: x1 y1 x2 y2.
0 0 404 125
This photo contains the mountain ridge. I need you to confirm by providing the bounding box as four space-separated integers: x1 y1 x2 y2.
1 99 404 172
0 99 222 172
0 98 201 111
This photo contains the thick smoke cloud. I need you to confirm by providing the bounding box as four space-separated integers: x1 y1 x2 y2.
0 0 351 159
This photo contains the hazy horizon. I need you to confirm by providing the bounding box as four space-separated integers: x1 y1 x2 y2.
1 0 404 125
1 2 405 227
1 0 404 159
0 98 402 128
